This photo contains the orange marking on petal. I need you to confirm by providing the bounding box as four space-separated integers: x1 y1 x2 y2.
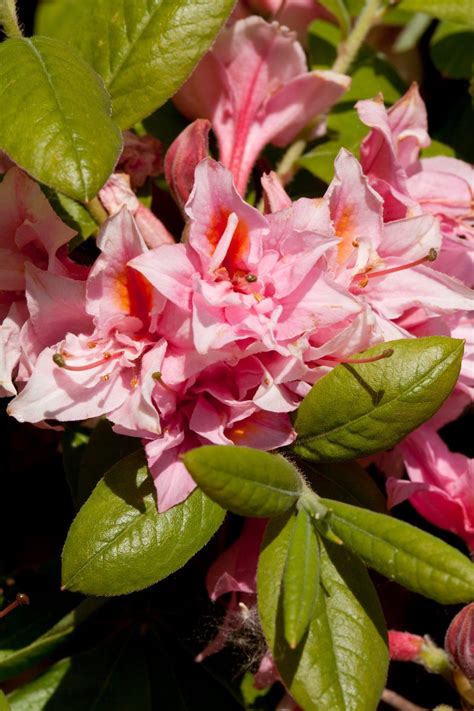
206 207 249 277
115 267 153 332
334 204 356 264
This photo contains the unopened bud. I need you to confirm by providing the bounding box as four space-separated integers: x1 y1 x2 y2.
445 603 474 685
165 119 210 211
388 631 424 661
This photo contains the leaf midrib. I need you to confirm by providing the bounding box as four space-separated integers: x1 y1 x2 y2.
330 511 473 592
24 38 87 198
296 343 461 447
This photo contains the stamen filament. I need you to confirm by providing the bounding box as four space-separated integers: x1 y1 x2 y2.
0 593 29 619
53 351 123 371
354 249 437 286
320 348 394 365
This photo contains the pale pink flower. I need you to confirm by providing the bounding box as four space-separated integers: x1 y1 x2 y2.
233 0 331 42
99 173 174 248
164 119 211 212
356 84 474 285
174 17 350 194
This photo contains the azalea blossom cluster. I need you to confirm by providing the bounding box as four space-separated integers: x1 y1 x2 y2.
1 12 473 706
1 16 473 545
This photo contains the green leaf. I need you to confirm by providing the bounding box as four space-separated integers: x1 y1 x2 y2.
343 49 405 104
0 691 10 711
43 189 98 241
0 37 122 202
282 507 320 649
421 138 456 158
397 0 474 27
322 499 474 604
35 0 235 129
258 513 388 710
317 0 351 36
62 449 225 596
430 21 474 79
304 462 387 513
7 631 151 711
308 20 341 67
0 598 103 682
183 446 303 518
293 337 463 462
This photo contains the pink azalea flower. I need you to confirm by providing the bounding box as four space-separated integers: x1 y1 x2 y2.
233 0 331 42
356 84 474 285
7 209 163 428
164 119 211 212
174 17 350 194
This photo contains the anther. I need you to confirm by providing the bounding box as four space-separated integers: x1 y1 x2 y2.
245 273 258 283
352 240 359 248
52 351 123 372
0 592 30 619
152 371 162 381
100 374 110 382
354 250 438 286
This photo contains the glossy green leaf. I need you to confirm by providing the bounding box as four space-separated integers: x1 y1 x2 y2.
293 337 463 462
304 462 386 513
308 20 341 67
7 631 151 711
0 37 122 201
322 499 474 604
343 49 405 104
35 0 236 129
422 138 456 158
282 507 320 648
62 450 225 596
430 22 474 79
258 514 388 710
43 189 98 242
397 0 474 26
183 446 303 518
0 598 103 682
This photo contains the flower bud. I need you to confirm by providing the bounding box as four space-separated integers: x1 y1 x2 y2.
118 131 163 189
388 630 424 661
445 603 474 684
164 119 210 212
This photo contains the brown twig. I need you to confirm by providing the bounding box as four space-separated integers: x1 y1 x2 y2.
381 688 429 711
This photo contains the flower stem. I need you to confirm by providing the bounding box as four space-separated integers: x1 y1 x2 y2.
0 0 22 38
381 689 429 711
86 197 108 226
332 0 386 75
276 0 387 185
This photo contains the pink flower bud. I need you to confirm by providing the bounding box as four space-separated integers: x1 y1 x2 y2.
445 603 474 684
388 630 424 661
164 119 210 211
118 131 163 189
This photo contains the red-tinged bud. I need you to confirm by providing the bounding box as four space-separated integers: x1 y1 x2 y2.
165 119 211 211
118 131 163 189
445 603 474 685
388 630 424 661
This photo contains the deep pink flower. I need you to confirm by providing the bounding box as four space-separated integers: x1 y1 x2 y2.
388 631 424 662
445 604 474 684
164 119 211 212
174 17 349 193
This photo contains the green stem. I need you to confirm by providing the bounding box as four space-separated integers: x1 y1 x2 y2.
276 0 386 186
332 0 385 75
0 0 22 38
86 196 108 226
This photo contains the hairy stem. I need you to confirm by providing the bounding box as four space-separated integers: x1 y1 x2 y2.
0 0 22 38
276 0 386 185
86 196 109 226
332 0 385 74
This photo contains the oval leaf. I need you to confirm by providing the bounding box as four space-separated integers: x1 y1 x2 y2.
397 0 474 27
183 446 302 518
322 499 474 604
258 513 388 711
62 450 225 596
293 337 463 462
282 507 320 649
0 37 122 201
35 0 236 129
0 691 10 711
